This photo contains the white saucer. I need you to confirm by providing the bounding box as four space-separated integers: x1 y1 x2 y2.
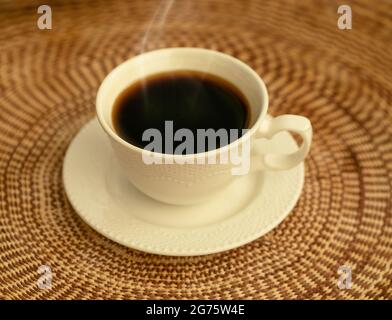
63 118 304 256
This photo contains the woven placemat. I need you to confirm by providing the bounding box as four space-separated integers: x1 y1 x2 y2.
1 0 391 299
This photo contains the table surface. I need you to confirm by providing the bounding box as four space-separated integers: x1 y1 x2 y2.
0 0 391 299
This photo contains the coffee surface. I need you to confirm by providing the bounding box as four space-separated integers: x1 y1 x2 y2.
112 71 249 154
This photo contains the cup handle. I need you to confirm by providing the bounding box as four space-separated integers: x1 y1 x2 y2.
251 115 312 171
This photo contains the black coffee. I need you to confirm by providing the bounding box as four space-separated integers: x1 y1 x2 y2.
112 70 250 154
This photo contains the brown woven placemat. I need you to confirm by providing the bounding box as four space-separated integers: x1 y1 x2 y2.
0 0 391 299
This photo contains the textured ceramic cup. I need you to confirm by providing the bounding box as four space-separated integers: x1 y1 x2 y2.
96 48 312 205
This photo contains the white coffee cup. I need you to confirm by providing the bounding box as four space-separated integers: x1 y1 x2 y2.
96 48 312 205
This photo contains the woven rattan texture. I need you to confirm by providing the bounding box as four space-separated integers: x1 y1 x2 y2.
0 0 391 299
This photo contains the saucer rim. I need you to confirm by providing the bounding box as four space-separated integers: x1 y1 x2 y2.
63 118 304 256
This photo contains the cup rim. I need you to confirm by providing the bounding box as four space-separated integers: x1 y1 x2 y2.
96 47 269 160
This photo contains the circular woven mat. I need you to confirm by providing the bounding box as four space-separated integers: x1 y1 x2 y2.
1 0 391 299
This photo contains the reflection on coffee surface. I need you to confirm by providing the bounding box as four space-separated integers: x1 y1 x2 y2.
112 71 250 154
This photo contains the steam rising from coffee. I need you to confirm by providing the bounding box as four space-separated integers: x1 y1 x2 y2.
140 0 175 53
124 1 251 175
